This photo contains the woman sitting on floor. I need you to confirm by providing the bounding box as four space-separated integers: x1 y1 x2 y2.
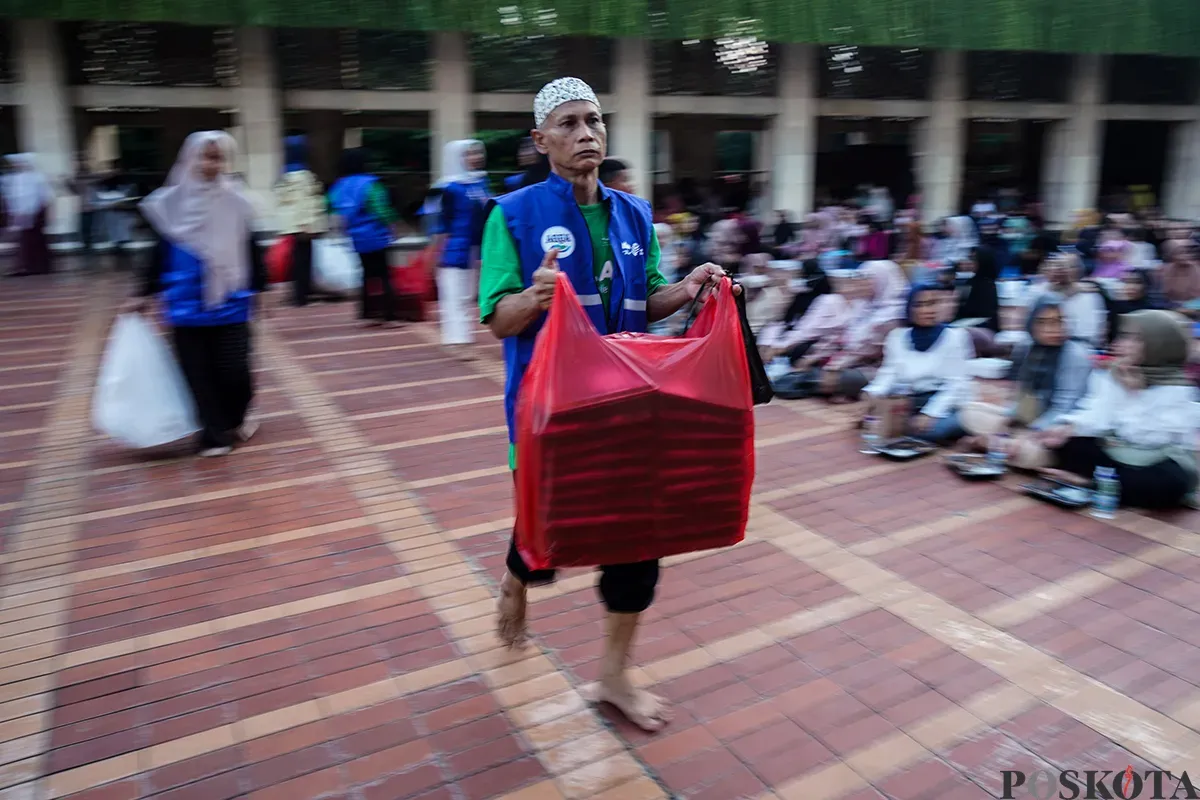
756 260 835 362
1035 309 1199 509
957 294 1093 469
784 261 909 402
861 283 974 444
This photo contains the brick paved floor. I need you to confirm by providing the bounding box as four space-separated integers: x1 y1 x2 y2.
3 271 1200 800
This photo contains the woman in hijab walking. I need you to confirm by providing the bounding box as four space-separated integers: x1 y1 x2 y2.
274 135 327 306
434 139 491 352
4 154 56 276
330 147 399 326
131 131 266 458
1037 309 1198 508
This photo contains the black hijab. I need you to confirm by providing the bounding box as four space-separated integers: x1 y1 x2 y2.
955 245 1000 332
1109 269 1165 343
781 260 831 329
907 283 948 353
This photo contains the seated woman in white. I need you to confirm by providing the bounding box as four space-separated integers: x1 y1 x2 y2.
863 283 974 444
1035 309 1199 509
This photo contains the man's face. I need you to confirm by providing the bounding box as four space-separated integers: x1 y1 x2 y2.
608 170 634 195
532 101 605 175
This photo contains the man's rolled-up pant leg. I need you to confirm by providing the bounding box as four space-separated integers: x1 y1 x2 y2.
506 537 660 613
598 560 660 614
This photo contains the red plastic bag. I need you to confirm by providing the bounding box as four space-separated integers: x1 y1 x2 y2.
515 273 755 570
392 241 439 298
266 236 294 284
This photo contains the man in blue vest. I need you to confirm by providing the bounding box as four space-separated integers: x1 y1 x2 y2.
478 77 733 733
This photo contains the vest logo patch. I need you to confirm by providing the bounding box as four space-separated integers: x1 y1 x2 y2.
540 226 576 258
620 242 644 258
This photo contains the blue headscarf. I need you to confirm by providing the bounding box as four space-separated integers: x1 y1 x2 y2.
284 135 307 174
907 282 947 353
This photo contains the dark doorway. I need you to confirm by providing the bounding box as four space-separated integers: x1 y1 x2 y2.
1099 120 1171 212
815 118 914 206
962 120 1049 210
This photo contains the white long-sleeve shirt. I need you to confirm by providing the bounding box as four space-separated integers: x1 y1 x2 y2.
863 326 974 418
1060 371 1199 449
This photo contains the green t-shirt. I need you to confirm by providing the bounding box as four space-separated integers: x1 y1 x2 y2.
478 203 668 470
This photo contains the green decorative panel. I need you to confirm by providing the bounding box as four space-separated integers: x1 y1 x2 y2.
5 0 1200 56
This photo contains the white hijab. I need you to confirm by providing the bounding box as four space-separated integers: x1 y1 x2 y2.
140 131 256 309
3 154 55 230
435 139 486 188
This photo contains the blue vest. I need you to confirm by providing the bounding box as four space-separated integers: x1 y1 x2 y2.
493 172 653 444
162 244 254 327
440 177 492 269
503 174 523 193
330 174 392 254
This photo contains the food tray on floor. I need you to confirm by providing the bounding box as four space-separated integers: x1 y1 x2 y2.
944 453 1006 480
1020 478 1091 508
872 437 937 461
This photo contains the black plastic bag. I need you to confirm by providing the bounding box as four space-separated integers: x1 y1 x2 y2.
682 277 774 405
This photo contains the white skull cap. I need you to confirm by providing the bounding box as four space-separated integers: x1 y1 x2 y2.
533 77 601 128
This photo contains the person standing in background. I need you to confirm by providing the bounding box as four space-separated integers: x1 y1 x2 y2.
434 139 491 352
3 154 56 276
274 135 328 307
599 158 635 195
70 152 99 259
329 147 400 327
503 137 538 193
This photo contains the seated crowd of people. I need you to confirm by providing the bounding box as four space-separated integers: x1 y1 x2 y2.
731 204 1200 513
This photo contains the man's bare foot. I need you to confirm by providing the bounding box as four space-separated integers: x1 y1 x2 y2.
496 571 528 648
584 676 673 732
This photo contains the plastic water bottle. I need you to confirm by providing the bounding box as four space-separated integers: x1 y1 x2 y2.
1091 467 1119 519
860 414 880 454
987 434 1009 471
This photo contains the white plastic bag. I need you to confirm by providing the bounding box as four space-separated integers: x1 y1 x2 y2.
92 314 200 449
312 237 363 294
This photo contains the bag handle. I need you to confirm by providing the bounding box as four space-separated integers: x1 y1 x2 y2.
680 273 738 336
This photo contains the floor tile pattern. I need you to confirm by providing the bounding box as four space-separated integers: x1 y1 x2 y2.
2 272 1200 800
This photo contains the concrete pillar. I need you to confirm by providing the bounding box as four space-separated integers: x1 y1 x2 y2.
1163 121 1200 220
610 38 652 199
773 44 816 217
1055 54 1105 220
14 19 76 236
1161 66 1200 221
235 27 283 221
918 50 965 222
432 33 472 176
1040 121 1069 226
304 110 344 186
